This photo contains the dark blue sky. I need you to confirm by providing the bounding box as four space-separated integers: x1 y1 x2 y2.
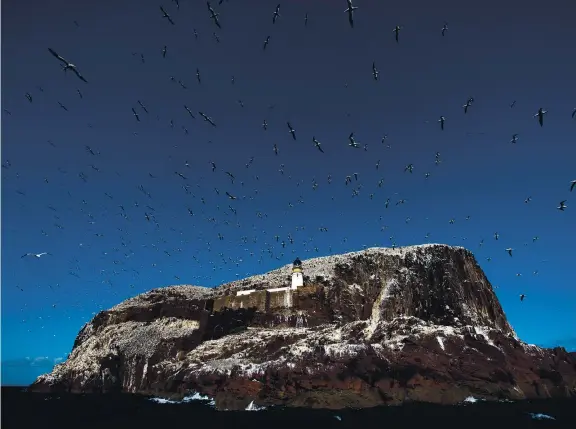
2 0 575 385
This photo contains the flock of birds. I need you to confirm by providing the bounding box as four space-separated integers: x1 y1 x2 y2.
3 0 576 334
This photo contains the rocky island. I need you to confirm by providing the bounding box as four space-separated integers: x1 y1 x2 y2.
30 244 576 410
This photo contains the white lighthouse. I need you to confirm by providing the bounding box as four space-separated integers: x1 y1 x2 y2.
291 257 304 289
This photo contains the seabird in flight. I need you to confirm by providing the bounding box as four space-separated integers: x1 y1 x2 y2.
312 137 324 153
207 2 221 28
344 0 358 28
557 200 567 211
159 6 175 25
47 48 88 83
137 100 148 113
534 107 547 127
393 25 402 43
272 5 281 24
348 132 360 148
199 111 216 126
184 105 195 118
287 122 296 140
441 22 448 36
21 252 49 258
372 62 378 80
438 116 446 130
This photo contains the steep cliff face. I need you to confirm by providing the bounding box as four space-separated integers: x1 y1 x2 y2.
30 244 576 409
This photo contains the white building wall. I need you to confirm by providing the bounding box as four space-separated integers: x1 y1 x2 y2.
237 289 256 296
291 272 303 289
267 286 290 293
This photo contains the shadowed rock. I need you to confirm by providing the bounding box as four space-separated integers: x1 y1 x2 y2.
30 244 576 410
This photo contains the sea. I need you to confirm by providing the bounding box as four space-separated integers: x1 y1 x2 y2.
1 386 574 429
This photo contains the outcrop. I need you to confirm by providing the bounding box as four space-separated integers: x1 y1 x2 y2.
30 244 576 410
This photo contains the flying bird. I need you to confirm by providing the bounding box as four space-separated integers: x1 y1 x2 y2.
312 137 324 153
348 132 360 148
372 62 378 80
263 36 270 50
441 22 448 36
511 134 519 144
199 111 216 126
570 180 576 192
557 200 567 211
344 0 358 28
21 252 49 259
505 248 513 257
534 107 547 127
207 2 221 29
272 5 281 24
287 122 296 140
159 6 175 25
520 294 526 302
47 48 88 83
184 105 195 118
162 46 167 57
137 100 148 113
393 25 402 43
438 116 446 130
131 108 140 122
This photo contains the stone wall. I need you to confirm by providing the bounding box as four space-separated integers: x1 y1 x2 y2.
213 290 268 312
268 288 293 310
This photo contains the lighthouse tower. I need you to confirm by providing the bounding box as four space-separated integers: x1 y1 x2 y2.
291 257 304 289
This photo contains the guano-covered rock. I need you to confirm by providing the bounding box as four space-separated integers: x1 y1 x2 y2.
30 244 576 410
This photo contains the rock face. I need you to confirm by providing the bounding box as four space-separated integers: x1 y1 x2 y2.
30 244 576 409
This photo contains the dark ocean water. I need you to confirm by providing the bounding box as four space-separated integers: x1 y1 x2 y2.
1 387 574 429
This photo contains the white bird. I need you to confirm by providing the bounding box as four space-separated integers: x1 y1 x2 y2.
21 252 49 258
47 48 88 83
